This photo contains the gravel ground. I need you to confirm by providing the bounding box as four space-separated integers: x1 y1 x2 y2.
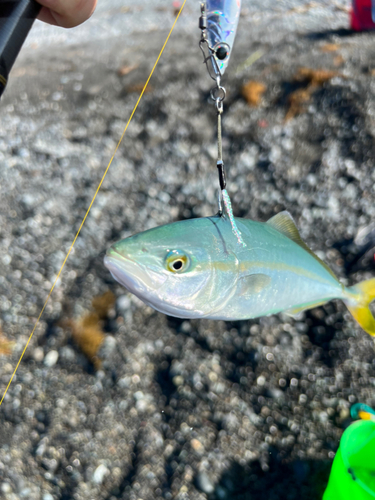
1 1 375 499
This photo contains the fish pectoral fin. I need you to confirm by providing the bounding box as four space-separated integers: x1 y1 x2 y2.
266 211 337 280
239 273 271 298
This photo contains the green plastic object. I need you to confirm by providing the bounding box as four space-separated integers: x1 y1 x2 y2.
323 420 375 499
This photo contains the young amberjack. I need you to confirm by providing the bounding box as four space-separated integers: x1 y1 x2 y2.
104 211 375 336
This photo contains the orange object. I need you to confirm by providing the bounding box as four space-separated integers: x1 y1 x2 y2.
241 80 266 106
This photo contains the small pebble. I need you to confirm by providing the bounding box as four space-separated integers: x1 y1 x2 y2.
215 485 228 499
33 347 44 362
117 295 131 312
1 483 12 493
196 471 215 494
60 346 76 362
135 399 148 413
44 350 59 367
173 375 184 386
93 464 110 485
191 439 203 452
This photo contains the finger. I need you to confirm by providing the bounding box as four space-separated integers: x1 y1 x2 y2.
37 0 97 28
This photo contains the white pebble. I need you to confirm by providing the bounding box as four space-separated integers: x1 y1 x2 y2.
196 471 214 494
117 295 131 311
134 391 144 401
44 350 59 367
136 399 148 412
33 347 44 362
1 483 12 493
2 254 11 265
93 464 109 484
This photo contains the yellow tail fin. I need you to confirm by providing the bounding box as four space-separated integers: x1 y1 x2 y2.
346 278 375 336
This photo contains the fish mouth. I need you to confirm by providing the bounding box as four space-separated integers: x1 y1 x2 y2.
104 248 166 294
104 248 212 319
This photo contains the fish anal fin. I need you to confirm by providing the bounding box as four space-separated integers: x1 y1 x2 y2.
284 308 305 320
285 300 328 318
266 211 338 280
285 305 307 318
239 274 271 298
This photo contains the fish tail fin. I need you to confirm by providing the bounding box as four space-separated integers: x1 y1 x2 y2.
345 278 375 336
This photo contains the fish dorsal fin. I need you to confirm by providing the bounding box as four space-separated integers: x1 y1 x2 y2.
239 273 271 298
266 211 338 280
266 211 302 243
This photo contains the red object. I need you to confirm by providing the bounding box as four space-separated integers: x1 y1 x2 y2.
351 0 375 31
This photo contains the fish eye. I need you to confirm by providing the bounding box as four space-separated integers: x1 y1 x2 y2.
165 250 190 274
172 260 183 271
214 43 230 61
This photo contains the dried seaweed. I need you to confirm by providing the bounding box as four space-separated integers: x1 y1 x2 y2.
285 67 340 120
241 80 267 106
65 291 116 369
0 329 14 357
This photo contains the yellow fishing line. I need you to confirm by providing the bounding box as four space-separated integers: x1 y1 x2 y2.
0 1 186 408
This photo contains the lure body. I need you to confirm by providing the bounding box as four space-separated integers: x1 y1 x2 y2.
205 0 242 74
104 211 375 335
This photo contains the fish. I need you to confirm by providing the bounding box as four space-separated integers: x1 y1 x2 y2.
104 211 375 336
204 0 242 75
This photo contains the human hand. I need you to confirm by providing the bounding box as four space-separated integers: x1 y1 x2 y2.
37 0 97 28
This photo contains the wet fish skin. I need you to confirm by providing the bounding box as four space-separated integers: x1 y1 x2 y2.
104 211 375 336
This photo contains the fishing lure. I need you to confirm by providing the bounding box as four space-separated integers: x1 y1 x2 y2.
200 0 242 75
199 0 245 244
104 211 375 335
